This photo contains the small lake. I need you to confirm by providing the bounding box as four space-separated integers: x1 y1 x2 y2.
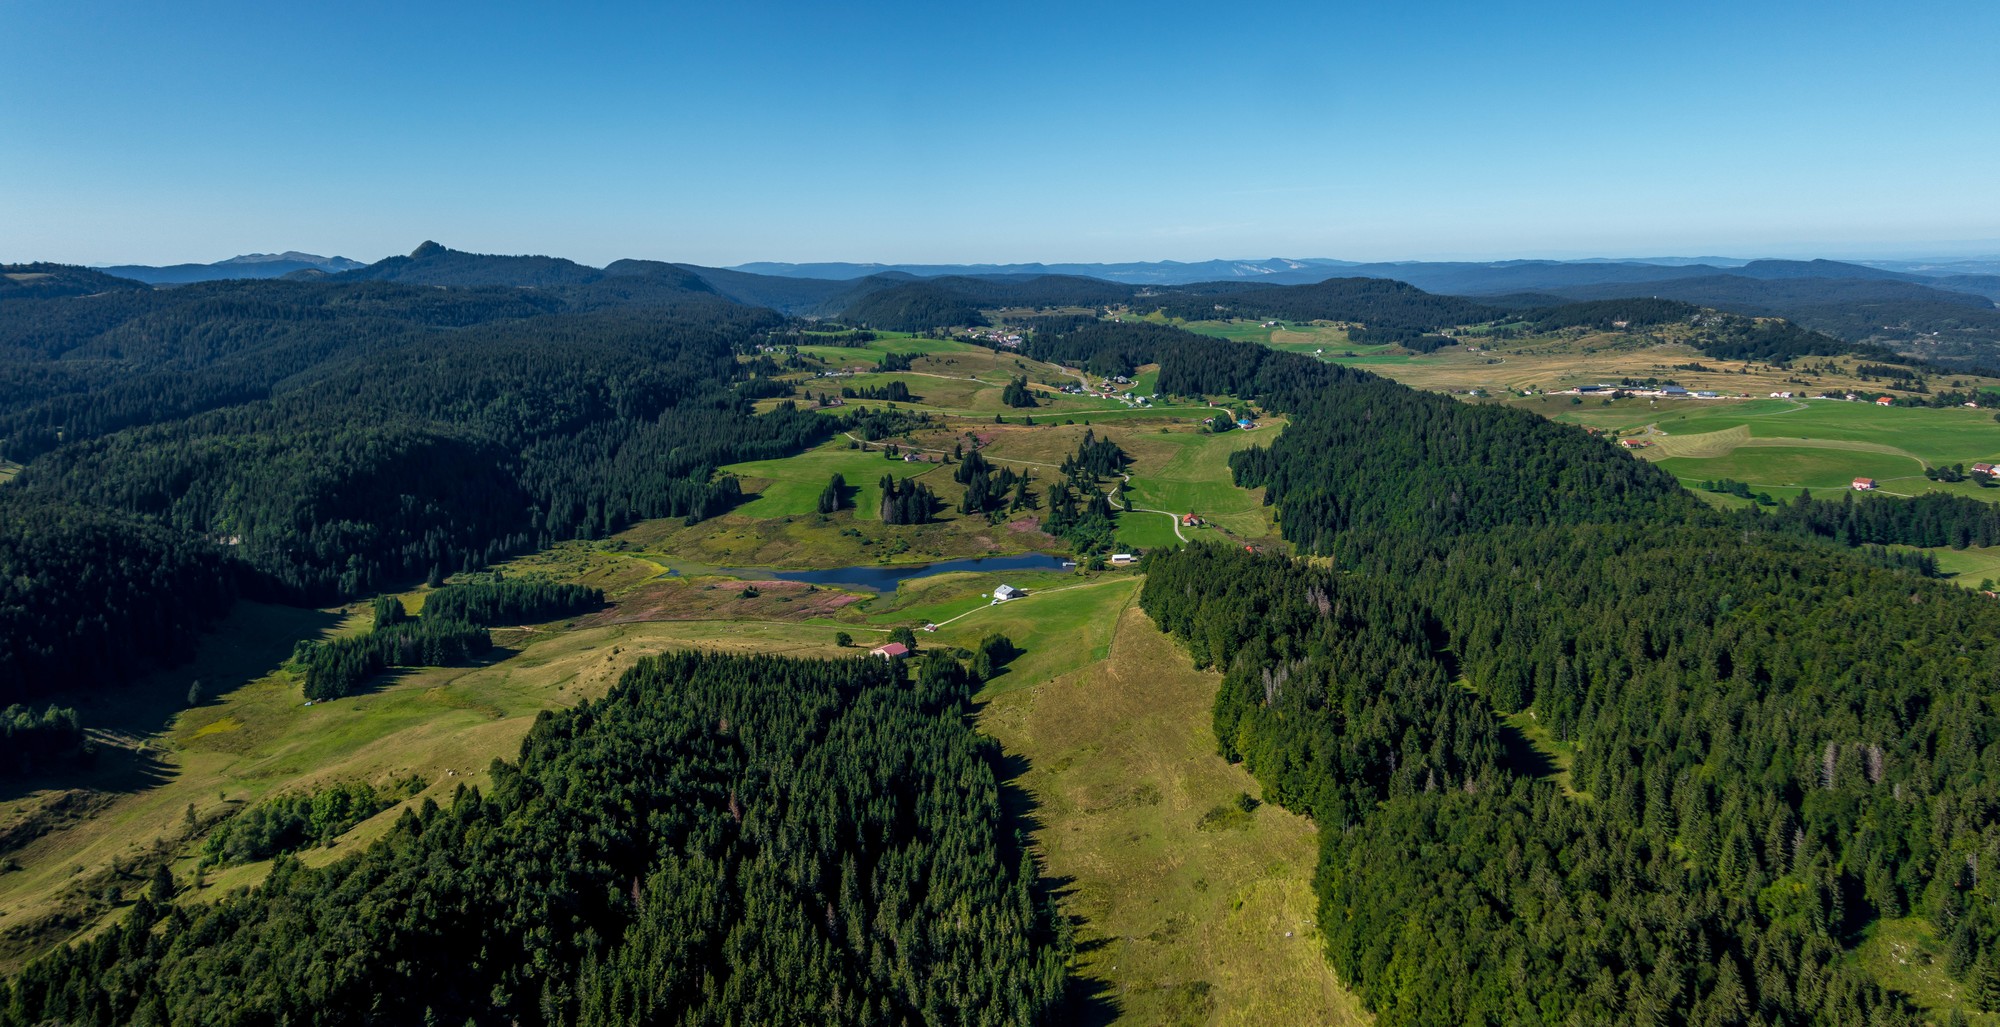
723 553 1070 593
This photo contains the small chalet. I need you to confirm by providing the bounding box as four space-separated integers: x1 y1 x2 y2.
869 642 911 660
1876 396 1895 406
1852 478 1877 491
1974 463 1999 476
1181 513 1202 527
992 584 1023 603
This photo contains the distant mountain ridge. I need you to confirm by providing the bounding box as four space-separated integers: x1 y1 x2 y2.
731 257 1359 285
99 251 364 285
68 243 2000 365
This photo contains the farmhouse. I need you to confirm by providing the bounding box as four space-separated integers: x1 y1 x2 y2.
1975 463 1999 476
1876 396 1895 406
1852 478 1877 491
1181 513 1202 527
869 642 910 660
992 584 1022 603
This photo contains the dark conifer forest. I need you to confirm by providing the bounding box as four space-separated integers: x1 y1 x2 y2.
1112 327 2000 1025
0 652 1069 1026
0 273 833 701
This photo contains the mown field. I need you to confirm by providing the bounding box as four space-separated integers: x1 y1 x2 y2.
1538 397 2000 498
784 330 985 368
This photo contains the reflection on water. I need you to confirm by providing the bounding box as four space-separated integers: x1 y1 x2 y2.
722 553 1069 592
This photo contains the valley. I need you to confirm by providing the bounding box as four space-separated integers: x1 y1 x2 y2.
6 247 2000 1026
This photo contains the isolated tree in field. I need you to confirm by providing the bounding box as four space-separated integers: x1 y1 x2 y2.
834 631 852 647
817 473 847 514
1002 376 1038 408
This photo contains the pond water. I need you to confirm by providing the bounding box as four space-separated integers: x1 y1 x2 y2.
723 553 1070 593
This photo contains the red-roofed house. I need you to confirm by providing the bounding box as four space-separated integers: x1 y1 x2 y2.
1852 478 1877 491
1876 396 1895 406
869 642 910 660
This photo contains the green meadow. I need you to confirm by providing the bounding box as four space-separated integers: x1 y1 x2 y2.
1537 397 2000 499
1121 421 1281 539
722 439 939 520
977 591 1368 1025
787 331 984 367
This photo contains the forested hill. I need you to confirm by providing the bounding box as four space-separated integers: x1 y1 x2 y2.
1141 276 1503 330
662 262 865 314
0 263 149 301
1504 298 1915 363
1499 272 2000 365
0 651 1071 1026
334 240 617 287
836 272 1506 334
0 267 846 703
1011 321 1998 1023
839 274 1136 330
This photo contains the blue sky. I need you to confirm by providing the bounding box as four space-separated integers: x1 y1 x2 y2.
5 0 1997 266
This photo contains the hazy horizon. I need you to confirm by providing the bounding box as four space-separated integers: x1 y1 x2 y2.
58 238 2000 272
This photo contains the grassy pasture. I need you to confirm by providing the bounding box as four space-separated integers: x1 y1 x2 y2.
1541 397 2000 498
977 594 1367 1025
1120 423 1282 540
787 332 983 368
615 505 1056 569
1654 447 1922 493
723 438 941 520
1117 512 1184 550
1923 545 2000 589
1551 399 2000 466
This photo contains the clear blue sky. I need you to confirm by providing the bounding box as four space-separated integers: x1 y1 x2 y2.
5 0 1997 267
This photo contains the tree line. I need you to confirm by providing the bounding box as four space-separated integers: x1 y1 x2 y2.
418 577 604 625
